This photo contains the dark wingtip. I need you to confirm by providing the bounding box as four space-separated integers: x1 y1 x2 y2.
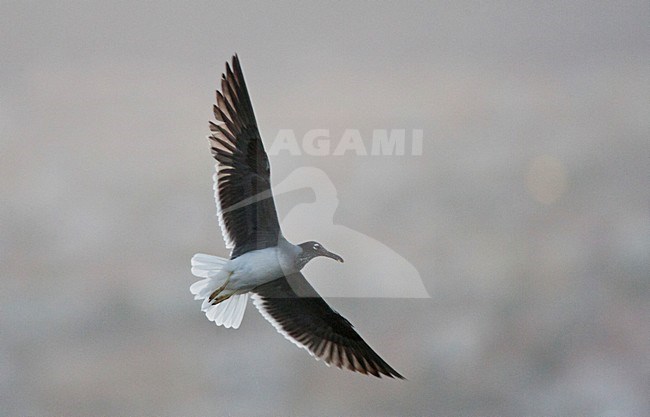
376 364 406 380
354 366 405 380
225 53 238 75
390 370 407 380
366 353 406 380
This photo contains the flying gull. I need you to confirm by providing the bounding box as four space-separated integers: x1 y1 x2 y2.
190 55 404 379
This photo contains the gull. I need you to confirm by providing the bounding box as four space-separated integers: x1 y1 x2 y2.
190 55 404 379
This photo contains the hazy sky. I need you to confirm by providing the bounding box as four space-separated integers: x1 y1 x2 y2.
1 2 649 416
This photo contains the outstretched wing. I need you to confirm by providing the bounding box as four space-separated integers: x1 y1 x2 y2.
251 273 404 379
209 55 281 258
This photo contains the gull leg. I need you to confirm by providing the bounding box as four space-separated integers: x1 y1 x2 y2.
208 272 232 303
210 291 236 305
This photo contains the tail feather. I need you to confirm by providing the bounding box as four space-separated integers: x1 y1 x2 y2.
190 279 212 300
190 253 248 329
191 253 229 278
191 253 228 266
231 293 248 327
204 293 249 329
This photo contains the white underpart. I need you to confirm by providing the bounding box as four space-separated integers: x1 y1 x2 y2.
251 294 326 365
190 244 300 330
190 253 248 329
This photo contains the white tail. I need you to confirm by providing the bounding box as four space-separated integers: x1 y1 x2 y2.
190 253 248 329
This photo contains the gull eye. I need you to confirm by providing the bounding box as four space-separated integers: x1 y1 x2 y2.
313 243 320 250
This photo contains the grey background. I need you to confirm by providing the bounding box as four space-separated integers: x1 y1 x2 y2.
1 1 648 416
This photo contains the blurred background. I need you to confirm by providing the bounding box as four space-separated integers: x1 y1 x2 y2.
1 1 648 415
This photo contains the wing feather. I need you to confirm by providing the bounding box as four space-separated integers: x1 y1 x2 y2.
251 273 404 379
208 55 281 257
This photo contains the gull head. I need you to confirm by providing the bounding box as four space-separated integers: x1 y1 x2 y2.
296 241 344 269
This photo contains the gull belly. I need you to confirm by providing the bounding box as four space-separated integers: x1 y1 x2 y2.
227 242 299 291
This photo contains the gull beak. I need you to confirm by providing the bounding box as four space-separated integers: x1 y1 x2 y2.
321 249 344 263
